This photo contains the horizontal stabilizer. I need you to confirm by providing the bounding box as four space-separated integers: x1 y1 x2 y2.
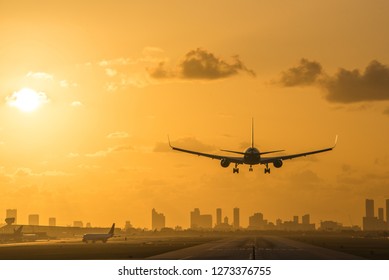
260 149 284 155
220 149 246 155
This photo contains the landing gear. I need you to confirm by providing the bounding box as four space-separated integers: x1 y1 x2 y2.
264 164 271 174
233 163 239 173
249 165 253 172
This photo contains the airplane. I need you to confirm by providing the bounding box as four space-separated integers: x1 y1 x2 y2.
82 223 115 243
168 120 337 174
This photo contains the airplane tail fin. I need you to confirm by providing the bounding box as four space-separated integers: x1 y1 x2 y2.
251 118 254 148
108 223 115 236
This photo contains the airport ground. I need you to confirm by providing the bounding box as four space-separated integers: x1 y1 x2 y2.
1 232 389 260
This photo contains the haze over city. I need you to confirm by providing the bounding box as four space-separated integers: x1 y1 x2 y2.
1 1 389 229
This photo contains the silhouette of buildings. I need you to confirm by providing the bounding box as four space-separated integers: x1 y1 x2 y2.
190 208 212 229
6 209 17 224
152 208 165 231
233 207 240 229
363 198 388 231
28 214 39 226
48 217 56 227
248 212 268 230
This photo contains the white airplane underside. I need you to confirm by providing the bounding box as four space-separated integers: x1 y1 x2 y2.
169 120 337 174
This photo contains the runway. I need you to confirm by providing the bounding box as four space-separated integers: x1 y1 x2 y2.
0 235 366 260
148 236 364 260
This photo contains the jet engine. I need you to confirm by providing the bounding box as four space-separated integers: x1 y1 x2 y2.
273 159 283 168
220 158 231 168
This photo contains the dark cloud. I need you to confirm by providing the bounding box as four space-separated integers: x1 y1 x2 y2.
279 58 323 86
279 59 389 103
148 48 255 80
323 60 389 103
180 48 255 79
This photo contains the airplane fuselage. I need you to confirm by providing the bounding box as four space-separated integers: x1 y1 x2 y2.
243 147 261 165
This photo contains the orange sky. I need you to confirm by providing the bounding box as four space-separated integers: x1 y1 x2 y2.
1 0 389 229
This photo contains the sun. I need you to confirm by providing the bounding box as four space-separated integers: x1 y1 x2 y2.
6 88 49 112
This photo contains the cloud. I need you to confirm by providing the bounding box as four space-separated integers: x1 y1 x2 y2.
278 58 323 86
323 60 389 103
180 48 256 79
107 131 129 139
278 59 389 103
384 108 389 115
148 48 256 80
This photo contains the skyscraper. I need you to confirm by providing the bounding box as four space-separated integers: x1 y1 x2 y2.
378 208 384 221
302 214 310 225
216 208 222 226
233 207 240 229
6 209 17 224
152 208 165 231
366 199 374 218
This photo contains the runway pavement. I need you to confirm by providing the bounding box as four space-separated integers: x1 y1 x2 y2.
148 236 364 260
0 235 365 260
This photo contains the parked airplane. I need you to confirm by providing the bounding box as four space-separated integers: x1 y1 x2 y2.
169 120 337 174
82 223 115 243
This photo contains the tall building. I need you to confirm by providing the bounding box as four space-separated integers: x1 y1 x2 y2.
28 214 39 226
49 217 56 227
216 208 222 226
233 207 240 229
378 208 384 221
302 214 310 225
190 208 212 229
293 216 299 224
363 199 387 231
366 199 374 218
6 209 17 224
152 208 165 231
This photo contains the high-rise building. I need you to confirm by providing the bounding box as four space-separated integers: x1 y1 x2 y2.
366 199 374 218
302 214 310 225
6 209 17 224
190 208 212 229
378 208 384 221
216 208 222 226
293 216 299 224
233 207 240 229
152 208 165 231
49 217 56 227
28 214 39 226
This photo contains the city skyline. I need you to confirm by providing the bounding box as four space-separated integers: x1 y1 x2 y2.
3 198 388 230
1 1 389 229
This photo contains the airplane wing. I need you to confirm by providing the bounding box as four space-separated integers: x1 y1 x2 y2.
169 139 244 164
260 135 338 164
